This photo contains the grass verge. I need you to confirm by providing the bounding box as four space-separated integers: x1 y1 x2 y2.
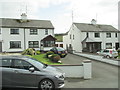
26 54 62 65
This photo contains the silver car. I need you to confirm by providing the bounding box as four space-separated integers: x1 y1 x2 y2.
0 55 65 89
97 49 118 58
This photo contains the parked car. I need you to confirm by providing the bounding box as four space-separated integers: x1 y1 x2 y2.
97 49 118 58
50 47 67 58
0 55 65 89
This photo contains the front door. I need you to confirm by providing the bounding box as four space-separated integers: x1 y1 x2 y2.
0 42 2 52
115 43 119 50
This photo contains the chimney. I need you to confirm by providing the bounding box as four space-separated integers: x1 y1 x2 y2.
91 19 97 25
21 13 27 22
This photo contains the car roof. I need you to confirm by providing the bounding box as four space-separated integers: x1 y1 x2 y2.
0 55 30 60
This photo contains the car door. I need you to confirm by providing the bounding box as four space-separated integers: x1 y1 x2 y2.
1 59 13 87
11 59 37 88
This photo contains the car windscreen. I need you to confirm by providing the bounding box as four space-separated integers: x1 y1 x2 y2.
56 47 65 51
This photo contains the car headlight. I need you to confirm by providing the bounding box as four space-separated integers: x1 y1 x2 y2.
55 74 65 80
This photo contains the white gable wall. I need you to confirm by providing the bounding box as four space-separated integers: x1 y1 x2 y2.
72 24 82 52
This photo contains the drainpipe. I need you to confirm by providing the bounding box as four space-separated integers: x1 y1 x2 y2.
24 28 26 50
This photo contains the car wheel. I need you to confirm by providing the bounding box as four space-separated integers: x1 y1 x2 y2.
39 79 55 90
106 55 110 58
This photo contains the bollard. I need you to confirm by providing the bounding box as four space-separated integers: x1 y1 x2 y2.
83 60 92 79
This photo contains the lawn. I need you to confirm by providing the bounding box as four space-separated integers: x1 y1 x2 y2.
26 54 62 65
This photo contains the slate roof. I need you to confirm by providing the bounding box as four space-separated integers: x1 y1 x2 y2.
0 18 54 29
74 23 119 32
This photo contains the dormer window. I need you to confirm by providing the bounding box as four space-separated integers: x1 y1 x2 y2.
10 29 19 34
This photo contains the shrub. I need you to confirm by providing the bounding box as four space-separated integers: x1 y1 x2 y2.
46 51 54 58
35 50 41 55
21 48 35 56
50 54 61 63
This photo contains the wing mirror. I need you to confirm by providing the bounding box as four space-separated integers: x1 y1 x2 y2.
29 67 35 72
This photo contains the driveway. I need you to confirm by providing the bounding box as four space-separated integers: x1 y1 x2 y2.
61 54 86 64
61 54 119 88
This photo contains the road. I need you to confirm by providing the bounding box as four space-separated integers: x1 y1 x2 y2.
61 54 119 88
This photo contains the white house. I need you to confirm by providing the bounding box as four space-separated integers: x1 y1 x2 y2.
63 19 120 53
0 13 56 52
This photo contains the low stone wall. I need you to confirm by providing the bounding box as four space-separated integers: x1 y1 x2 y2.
52 60 92 79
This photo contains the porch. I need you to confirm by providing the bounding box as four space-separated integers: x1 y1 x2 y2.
82 37 101 53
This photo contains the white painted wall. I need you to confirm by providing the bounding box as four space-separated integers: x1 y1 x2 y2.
53 60 92 79
2 28 24 52
1 28 54 52
63 24 82 52
84 32 119 49
63 24 119 52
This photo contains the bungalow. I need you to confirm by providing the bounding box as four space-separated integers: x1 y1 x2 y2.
63 19 120 53
0 13 56 52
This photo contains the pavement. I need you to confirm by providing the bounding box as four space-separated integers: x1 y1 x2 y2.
73 52 120 66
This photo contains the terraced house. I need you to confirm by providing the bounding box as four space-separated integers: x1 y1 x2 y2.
63 19 120 53
0 13 56 52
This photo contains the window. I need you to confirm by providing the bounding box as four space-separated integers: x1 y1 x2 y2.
86 32 89 37
70 34 71 39
43 41 55 47
10 29 19 34
95 33 100 38
29 41 39 48
45 29 48 35
115 33 118 38
30 29 38 35
10 41 21 48
1 59 12 68
106 43 112 49
106 33 111 38
103 50 109 53
14 59 32 70
73 35 74 40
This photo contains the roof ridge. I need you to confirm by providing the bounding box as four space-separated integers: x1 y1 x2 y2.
0 18 51 22
73 22 112 26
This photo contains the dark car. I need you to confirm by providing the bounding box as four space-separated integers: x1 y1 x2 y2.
0 55 65 89
50 47 67 58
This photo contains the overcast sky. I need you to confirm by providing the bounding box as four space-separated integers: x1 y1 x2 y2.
0 0 119 33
